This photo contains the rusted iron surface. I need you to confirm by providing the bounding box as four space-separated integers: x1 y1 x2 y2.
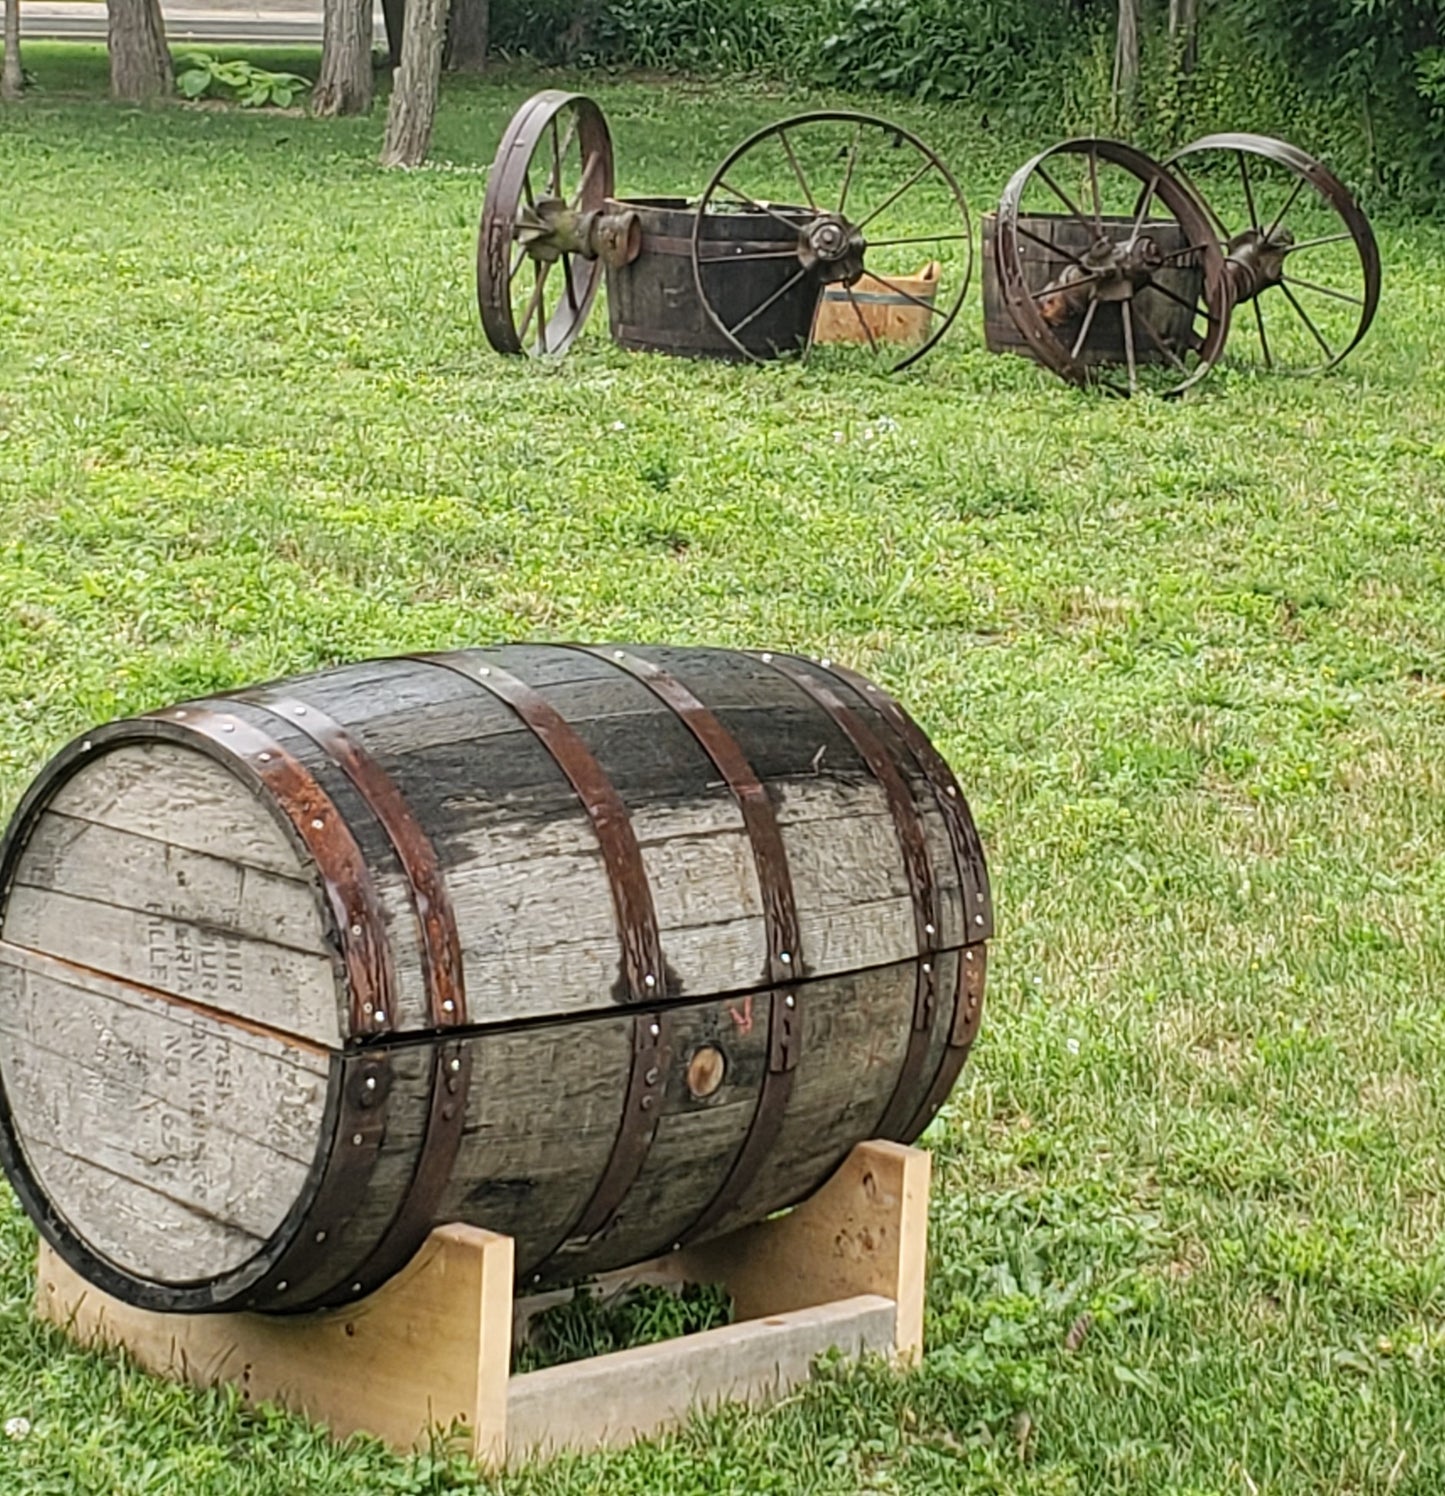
477 90 615 357
1164 132 1381 374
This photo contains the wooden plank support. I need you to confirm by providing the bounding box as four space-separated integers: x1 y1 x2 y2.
34 1140 929 1469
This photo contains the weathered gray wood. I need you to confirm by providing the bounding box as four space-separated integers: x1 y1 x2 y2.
45 743 306 878
0 943 329 1281
1 887 344 1046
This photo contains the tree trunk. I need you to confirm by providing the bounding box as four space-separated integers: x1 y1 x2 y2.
381 0 404 67
443 0 486 71
1168 0 1198 74
107 0 172 101
2 0 23 101
313 0 373 115
379 0 449 168
1112 0 1140 120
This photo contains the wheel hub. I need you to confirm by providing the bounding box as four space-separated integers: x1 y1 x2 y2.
1223 225 1293 304
799 213 866 284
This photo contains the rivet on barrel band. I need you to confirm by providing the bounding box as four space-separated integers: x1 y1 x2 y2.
572 646 806 1245
753 656 943 1142
405 651 671 1249
225 690 476 1309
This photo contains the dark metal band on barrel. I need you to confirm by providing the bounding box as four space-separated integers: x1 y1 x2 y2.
144 705 402 1309
755 656 942 1141
574 647 802 1243
226 692 474 1308
819 664 994 1141
407 651 670 1247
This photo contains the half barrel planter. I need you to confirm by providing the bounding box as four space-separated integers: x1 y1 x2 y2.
0 645 992 1315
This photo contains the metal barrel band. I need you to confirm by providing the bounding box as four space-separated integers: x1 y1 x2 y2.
405 651 670 1251
147 704 406 1308
150 706 396 1040
823 662 993 940
753 655 942 1139
227 692 473 1307
900 943 987 1142
817 661 992 1141
573 646 805 1245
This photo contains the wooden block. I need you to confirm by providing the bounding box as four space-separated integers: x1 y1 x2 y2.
670 1139 931 1364
506 1294 897 1462
35 1224 515 1465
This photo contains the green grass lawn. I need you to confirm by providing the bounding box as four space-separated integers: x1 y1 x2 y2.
3 43 1445 1495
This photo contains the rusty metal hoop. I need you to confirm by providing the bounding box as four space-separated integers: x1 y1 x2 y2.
995 137 1232 398
477 91 624 357
1164 133 1381 375
690 111 973 372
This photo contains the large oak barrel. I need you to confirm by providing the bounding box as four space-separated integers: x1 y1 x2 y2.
0 645 991 1315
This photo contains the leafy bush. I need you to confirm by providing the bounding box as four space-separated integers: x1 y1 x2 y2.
177 53 312 108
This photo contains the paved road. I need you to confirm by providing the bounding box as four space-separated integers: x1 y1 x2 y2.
20 0 386 44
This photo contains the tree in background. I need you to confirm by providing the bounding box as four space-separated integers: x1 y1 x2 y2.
1168 0 1198 73
2 0 23 101
380 0 449 165
107 0 172 100
1112 0 1139 120
313 0 373 114
445 0 488 72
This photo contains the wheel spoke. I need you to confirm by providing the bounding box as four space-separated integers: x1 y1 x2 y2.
1032 273 1101 301
865 271 947 319
521 169 536 210
509 244 529 284
549 113 579 198
1253 295 1273 370
1087 149 1103 235
1278 280 1336 361
1069 296 1100 361
1281 231 1353 256
1161 241 1221 266
838 120 863 218
1036 164 1096 238
729 266 810 338
776 128 819 212
1127 174 1160 245
695 246 807 264
1015 222 1090 272
1264 176 1306 242
855 158 937 233
1121 300 1140 394
1133 302 1188 374
562 252 579 316
570 148 603 209
864 232 971 249
1149 276 1218 322
716 178 811 233
519 260 550 343
1237 150 1261 233
1282 274 1365 307
842 285 881 355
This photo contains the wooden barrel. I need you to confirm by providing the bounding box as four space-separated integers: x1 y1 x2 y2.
0 645 991 1315
981 210 1203 365
606 198 822 361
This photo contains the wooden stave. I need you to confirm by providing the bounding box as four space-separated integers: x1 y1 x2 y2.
0 645 991 1313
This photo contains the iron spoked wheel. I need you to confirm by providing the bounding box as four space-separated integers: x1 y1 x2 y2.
1165 133 1381 376
690 111 973 373
995 137 1231 398
477 91 614 357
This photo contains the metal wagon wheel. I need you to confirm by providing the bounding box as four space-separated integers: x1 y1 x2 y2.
690 111 974 373
477 91 617 357
995 137 1231 397
1165 133 1381 375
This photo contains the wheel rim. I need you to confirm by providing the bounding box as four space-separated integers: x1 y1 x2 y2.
477 91 615 358
691 111 973 373
995 137 1231 398
1165 133 1381 376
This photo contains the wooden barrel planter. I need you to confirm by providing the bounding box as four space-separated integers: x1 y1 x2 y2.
982 210 1203 365
0 646 992 1317
606 198 823 361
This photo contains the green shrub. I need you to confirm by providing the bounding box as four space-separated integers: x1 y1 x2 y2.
177 53 312 108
